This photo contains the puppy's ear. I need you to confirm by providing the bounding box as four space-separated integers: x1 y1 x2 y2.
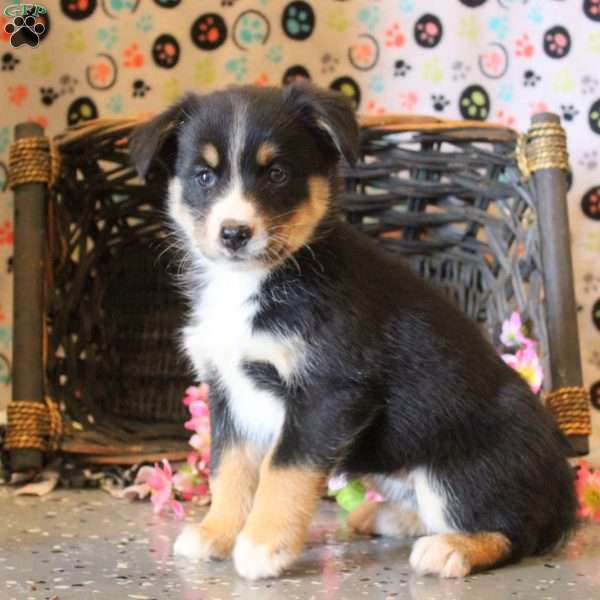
129 93 198 179
284 82 360 166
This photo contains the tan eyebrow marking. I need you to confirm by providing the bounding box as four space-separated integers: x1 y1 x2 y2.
200 143 219 168
256 142 278 167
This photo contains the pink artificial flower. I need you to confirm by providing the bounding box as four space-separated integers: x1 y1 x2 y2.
500 312 528 348
502 343 543 393
575 460 600 522
183 383 209 407
147 459 185 519
172 465 209 501
119 465 155 500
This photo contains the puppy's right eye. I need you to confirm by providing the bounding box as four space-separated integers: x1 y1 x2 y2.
195 168 217 188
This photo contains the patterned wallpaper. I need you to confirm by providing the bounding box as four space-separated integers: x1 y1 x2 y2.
0 0 598 441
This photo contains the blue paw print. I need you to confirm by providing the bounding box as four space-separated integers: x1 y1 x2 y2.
0 128 9 154
528 5 544 24
359 6 380 32
136 14 153 33
369 73 385 93
283 3 315 40
96 26 118 50
266 45 283 64
498 83 513 103
398 0 414 12
109 0 136 11
226 56 248 82
107 94 124 114
489 16 509 41
239 14 267 45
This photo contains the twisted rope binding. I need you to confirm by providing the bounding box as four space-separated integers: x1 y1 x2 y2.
545 386 591 437
6 398 63 452
516 121 569 182
8 137 61 190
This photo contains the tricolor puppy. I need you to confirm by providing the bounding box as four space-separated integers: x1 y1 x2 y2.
130 84 576 581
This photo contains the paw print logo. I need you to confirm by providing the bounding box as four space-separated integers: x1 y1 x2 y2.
394 59 411 77
320 53 339 75
282 1 315 41
584 0 600 22
40 87 59 106
543 26 571 59
152 34 180 69
414 14 443 48
282 64 310 85
431 94 449 112
515 33 534 58
589 99 600 134
523 69 541 87
132 79 151 98
582 186 600 220
5 14 45 48
1 52 20 71
385 23 406 48
191 13 228 50
560 104 579 122
459 85 490 120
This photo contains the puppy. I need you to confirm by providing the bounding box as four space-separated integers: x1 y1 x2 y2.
130 83 576 581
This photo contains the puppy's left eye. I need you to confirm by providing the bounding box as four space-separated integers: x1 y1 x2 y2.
267 165 289 185
195 168 217 188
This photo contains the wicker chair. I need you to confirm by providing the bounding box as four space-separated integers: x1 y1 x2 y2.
4 112 591 473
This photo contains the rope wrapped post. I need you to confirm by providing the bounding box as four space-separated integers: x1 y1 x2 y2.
7 123 49 472
523 113 588 455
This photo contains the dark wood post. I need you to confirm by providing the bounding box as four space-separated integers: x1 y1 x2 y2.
9 122 47 472
530 112 587 455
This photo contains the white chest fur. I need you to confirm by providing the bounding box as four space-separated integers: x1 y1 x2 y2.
182 264 302 448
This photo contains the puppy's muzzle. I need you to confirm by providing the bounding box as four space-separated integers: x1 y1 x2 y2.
220 219 253 252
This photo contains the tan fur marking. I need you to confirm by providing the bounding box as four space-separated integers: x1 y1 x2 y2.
200 143 219 168
441 532 511 570
256 142 277 166
239 451 326 557
347 501 379 535
188 444 260 559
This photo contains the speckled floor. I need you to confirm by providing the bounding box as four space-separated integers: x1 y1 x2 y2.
1 488 600 600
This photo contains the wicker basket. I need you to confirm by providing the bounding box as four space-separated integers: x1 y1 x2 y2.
4 112 590 471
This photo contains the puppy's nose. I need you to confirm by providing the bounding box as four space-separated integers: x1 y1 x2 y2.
220 220 253 251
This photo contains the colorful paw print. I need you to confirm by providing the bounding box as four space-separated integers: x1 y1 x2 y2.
192 13 228 50
366 99 386 115
106 94 124 114
431 94 449 112
254 72 270 87
399 91 419 111
422 57 444 84
527 5 544 25
96 26 118 50
136 14 153 33
589 98 600 134
498 83 514 102
0 219 14 246
552 67 575 93
123 42 144 68
587 31 600 54
414 14 443 48
29 50 52 76
266 45 283 64
495 109 515 128
358 5 380 32
385 23 406 48
369 73 384 93
283 2 315 40
65 28 86 53
226 56 248 83
488 16 509 41
458 15 480 42
394 59 411 77
162 78 181 104
459 85 490 120
325 7 349 33
8 84 28 106
194 58 216 85
543 26 571 58
515 33 534 58
235 12 269 48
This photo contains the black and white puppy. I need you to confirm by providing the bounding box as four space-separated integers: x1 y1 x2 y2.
130 83 576 581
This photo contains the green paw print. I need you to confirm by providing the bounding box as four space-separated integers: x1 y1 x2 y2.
326 7 349 33
588 32 600 54
369 73 384 93
30 50 53 76
195 58 216 85
552 68 574 93
284 4 314 40
109 0 136 11
460 86 489 120
136 14 153 33
422 57 444 84
226 56 248 83
162 78 181 104
238 14 267 45
96 26 118 50
266 45 283 64
65 29 86 53
584 231 600 253
358 6 380 32
106 95 124 114
458 15 480 42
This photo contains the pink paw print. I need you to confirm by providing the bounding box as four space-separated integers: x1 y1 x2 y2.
585 0 600 19
8 84 28 106
366 99 386 115
515 33 534 58
495 109 515 128
385 23 405 48
123 42 144 68
399 91 418 111
529 101 549 114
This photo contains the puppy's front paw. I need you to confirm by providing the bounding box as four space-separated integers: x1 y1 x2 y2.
409 535 471 578
232 532 295 580
174 522 235 562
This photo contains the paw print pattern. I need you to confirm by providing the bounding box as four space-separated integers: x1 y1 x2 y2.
195 58 216 85
394 59 412 77
560 104 579 122
61 0 98 20
358 5 380 32
515 33 534 58
330 76 361 110
5 15 45 48
282 2 315 41
1 52 19 71
325 7 349 33
266 45 283 64
431 94 449 112
544 26 571 59
348 35 379 71
152 34 180 69
132 79 151 98
523 69 541 87
96 26 118 50
321 53 339 75
414 14 443 48
582 74 599 95
123 42 144 68
234 11 270 50
584 0 600 22
366 99 386 116
495 109 515 128
137 14 154 33
65 28 87 53
459 85 490 120
452 60 471 81
589 98 600 134
386 23 406 48
8 85 28 106
225 56 248 83
154 0 181 7
40 87 59 106
59 74 78 95
399 91 419 111
583 271 600 293
582 186 600 220
107 94 124 114
369 73 384 93
191 13 228 50
67 96 98 126
579 150 599 171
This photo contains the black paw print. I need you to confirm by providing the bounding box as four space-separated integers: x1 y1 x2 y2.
321 53 338 75
431 94 449 112
523 69 541 87
132 79 151 98
560 104 579 122
4 15 45 48
394 59 411 77
1 52 20 71
40 87 59 106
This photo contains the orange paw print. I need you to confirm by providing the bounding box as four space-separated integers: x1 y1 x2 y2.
399 91 418 111
255 73 269 87
366 100 386 115
385 23 405 48
0 219 14 247
515 33 534 57
123 42 144 68
495 109 515 128
91 61 111 83
8 85 28 106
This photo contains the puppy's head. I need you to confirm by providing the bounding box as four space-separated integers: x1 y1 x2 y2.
130 83 359 266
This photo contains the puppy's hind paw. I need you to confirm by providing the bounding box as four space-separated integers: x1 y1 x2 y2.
409 535 471 578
